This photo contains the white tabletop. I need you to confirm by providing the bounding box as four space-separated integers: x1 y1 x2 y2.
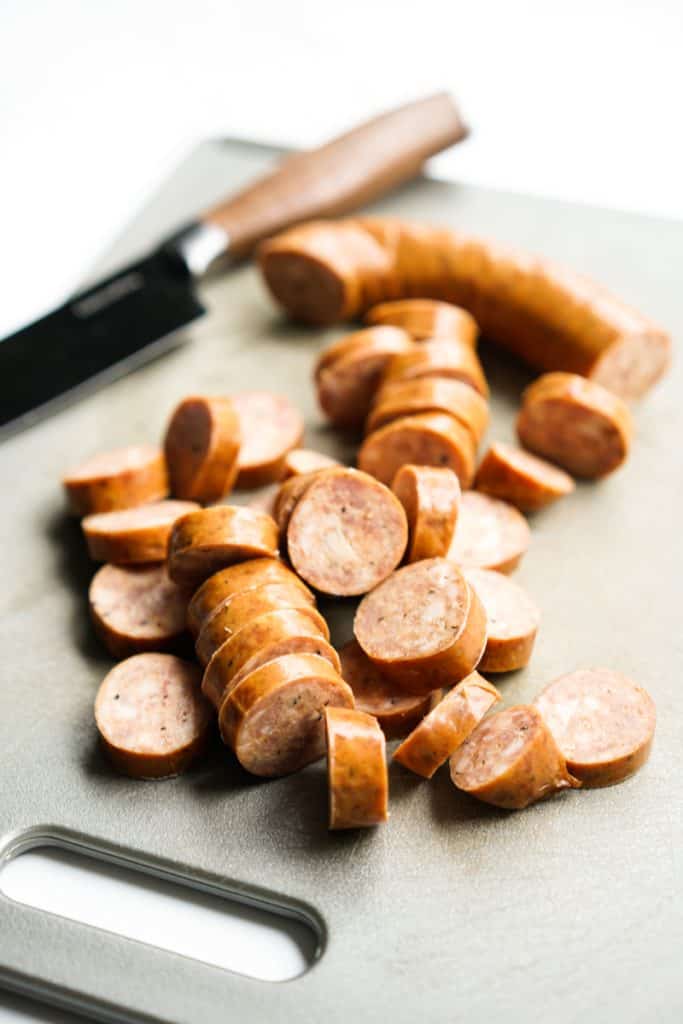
1 0 682 1019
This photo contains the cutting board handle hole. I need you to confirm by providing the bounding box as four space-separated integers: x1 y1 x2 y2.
0 832 321 982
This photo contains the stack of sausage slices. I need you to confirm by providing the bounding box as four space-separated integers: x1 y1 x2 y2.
62 298 655 829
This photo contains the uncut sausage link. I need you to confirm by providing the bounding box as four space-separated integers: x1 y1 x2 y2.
464 568 540 673
448 491 530 573
325 707 389 829
201 607 339 709
354 558 487 695
167 506 279 588
63 444 169 516
164 396 241 504
450 704 581 809
474 442 574 511
287 468 408 597
231 391 304 488
534 669 656 787
394 672 500 778
94 653 211 779
391 464 461 562
259 217 670 399
89 564 190 659
365 299 479 346
187 558 311 637
339 640 438 739
218 653 354 777
516 373 633 479
82 500 199 564
359 412 476 490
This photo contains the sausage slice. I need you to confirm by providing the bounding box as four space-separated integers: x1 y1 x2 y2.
231 391 304 487
391 464 461 562
450 704 581 809
282 448 340 478
448 491 530 573
315 327 414 429
82 500 200 564
196 581 328 666
354 558 487 694
365 299 479 345
163 396 241 503
534 669 656 787
89 564 190 659
202 607 338 709
394 672 501 778
287 468 408 596
516 373 633 479
474 441 574 511
63 444 169 516
167 506 278 588
325 707 388 829
339 640 438 739
381 339 489 398
187 558 311 637
359 412 477 489
272 471 322 536
94 653 211 779
464 568 540 673
218 653 354 777
367 377 489 444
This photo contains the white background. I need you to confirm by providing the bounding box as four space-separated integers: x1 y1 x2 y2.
1 1 682 1020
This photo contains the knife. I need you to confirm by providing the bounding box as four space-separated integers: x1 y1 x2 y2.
0 93 467 437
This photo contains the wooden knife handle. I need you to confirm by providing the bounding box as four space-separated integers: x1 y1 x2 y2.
202 93 468 259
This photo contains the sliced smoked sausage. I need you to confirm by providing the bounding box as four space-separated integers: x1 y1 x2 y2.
367 377 489 444
195 581 328 666
365 299 479 345
63 444 168 516
474 441 574 511
218 653 354 777
450 704 581 809
315 326 414 429
464 568 540 673
449 491 530 573
94 653 211 779
516 373 633 478
187 558 311 637
394 672 500 778
339 640 438 739
163 395 241 504
231 391 304 488
282 448 340 478
354 558 487 694
358 412 476 490
287 468 408 596
89 564 190 659
534 669 656 787
380 338 488 398
201 607 338 709
167 506 278 588
82 500 199 563
391 464 461 562
325 706 389 829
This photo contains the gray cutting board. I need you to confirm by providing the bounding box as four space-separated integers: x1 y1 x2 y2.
1 138 682 1024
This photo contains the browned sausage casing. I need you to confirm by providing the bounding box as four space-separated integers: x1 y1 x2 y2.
354 558 487 695
259 217 670 399
163 396 241 503
450 704 581 809
167 506 279 588
325 706 388 829
534 668 656 787
368 377 489 444
218 653 354 777
380 338 488 398
394 672 501 778
474 442 574 511
358 412 477 490
63 444 169 516
82 500 199 564
516 373 633 478
391 464 461 562
365 299 479 345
